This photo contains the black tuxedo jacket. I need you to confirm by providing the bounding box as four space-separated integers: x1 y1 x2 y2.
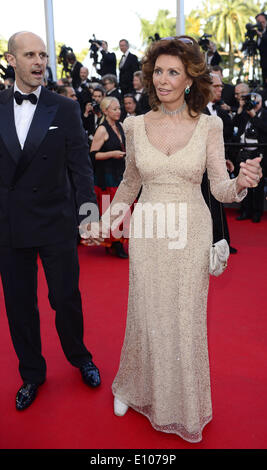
99 51 117 76
106 87 122 104
203 105 233 145
119 52 140 95
221 83 238 109
0 86 97 248
71 61 83 90
201 106 231 244
136 91 151 114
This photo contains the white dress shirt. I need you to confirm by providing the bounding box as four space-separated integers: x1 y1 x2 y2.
14 82 41 149
207 102 217 115
135 88 143 101
119 50 129 69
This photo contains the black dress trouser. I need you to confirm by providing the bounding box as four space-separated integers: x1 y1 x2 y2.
201 171 230 244
0 239 92 384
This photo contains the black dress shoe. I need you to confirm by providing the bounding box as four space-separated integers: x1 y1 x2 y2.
252 214 261 223
16 383 40 411
230 246 237 254
80 361 101 387
236 212 250 221
112 242 128 259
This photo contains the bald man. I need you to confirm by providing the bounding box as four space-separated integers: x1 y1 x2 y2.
0 31 101 410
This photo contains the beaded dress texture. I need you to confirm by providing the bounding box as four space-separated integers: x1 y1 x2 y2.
105 113 246 442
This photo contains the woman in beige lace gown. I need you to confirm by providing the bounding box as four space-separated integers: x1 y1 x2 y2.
83 37 262 442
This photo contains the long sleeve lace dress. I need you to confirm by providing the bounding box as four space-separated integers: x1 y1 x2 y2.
102 113 246 442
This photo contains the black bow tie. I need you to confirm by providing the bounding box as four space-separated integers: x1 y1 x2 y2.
14 91 38 105
212 104 216 110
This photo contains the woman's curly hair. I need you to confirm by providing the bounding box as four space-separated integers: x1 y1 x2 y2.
142 36 212 117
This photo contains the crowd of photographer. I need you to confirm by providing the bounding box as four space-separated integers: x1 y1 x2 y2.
0 19 266 233
207 65 267 224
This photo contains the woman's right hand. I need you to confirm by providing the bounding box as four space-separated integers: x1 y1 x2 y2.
112 150 126 159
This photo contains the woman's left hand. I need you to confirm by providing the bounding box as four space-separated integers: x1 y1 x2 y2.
236 156 263 191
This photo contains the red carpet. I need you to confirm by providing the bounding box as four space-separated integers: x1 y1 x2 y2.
0 208 267 450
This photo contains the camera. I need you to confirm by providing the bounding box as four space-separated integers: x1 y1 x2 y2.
91 100 101 114
241 93 260 111
89 35 103 64
58 45 73 74
198 33 212 51
148 33 161 42
245 22 264 38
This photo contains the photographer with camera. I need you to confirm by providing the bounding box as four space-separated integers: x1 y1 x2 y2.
0 52 15 81
97 41 116 77
232 90 267 222
198 35 222 66
206 41 222 66
255 13 267 86
66 51 83 90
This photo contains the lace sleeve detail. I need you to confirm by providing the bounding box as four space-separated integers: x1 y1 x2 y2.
101 116 142 228
206 115 247 203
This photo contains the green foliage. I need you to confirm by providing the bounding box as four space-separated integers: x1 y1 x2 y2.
139 1 267 82
139 9 176 46
0 36 8 55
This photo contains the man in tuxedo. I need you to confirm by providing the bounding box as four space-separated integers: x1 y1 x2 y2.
102 74 122 103
201 73 237 253
76 67 92 107
210 65 238 111
133 71 150 115
0 31 101 411
118 39 140 96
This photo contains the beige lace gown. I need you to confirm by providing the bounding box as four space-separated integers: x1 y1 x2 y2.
105 113 246 443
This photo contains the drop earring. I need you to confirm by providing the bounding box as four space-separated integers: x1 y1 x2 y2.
185 85 190 95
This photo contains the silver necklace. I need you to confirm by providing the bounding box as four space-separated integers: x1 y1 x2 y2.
160 102 186 116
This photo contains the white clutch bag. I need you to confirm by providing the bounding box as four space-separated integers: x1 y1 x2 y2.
209 238 230 276
207 178 230 277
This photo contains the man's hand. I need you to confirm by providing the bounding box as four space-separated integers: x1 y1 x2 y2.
246 108 256 118
221 103 231 112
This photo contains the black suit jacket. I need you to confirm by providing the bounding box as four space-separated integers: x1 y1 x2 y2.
136 91 151 114
0 86 97 248
119 52 140 95
221 83 238 109
99 51 117 76
106 87 122 104
203 105 233 149
71 61 83 90
258 30 267 69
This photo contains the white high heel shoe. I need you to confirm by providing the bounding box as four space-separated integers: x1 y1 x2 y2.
114 397 129 416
